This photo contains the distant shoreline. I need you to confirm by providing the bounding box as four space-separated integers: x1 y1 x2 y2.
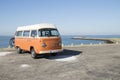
1 34 120 36
0 44 120 52
72 37 120 43
0 35 120 48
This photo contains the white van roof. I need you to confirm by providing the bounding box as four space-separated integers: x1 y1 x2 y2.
16 23 57 31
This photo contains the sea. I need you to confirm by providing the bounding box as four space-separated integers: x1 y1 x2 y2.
0 35 120 48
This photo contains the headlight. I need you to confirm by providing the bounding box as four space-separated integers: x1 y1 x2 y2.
42 43 47 48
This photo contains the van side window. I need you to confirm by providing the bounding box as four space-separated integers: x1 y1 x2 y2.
38 30 41 37
16 31 23 36
23 31 30 37
31 30 37 37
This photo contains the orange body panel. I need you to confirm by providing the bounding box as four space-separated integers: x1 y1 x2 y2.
15 37 62 54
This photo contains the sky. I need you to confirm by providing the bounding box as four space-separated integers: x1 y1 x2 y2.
0 0 120 36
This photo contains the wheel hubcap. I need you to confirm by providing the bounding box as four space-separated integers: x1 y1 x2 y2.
31 50 35 57
18 48 20 52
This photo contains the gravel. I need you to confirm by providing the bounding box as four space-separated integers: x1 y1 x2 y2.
0 44 120 80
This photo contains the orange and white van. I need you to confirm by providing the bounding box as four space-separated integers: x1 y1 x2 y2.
15 23 63 58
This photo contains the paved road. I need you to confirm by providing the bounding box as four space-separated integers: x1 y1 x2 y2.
0 44 120 80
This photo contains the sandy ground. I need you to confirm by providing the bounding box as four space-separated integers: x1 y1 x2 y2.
0 44 120 80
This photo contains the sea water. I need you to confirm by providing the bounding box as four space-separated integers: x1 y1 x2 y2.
0 35 120 48
0 36 12 48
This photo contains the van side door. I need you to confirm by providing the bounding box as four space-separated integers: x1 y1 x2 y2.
23 30 30 51
30 30 38 51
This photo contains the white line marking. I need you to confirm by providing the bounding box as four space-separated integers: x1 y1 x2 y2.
20 64 30 68
0 52 12 56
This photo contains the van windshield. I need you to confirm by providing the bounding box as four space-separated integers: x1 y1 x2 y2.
38 28 59 37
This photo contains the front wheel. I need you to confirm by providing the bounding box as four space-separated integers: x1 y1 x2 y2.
51 53 58 56
31 48 38 59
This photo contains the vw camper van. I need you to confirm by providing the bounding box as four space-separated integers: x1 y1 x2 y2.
15 23 62 58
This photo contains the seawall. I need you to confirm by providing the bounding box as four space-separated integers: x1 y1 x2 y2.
72 37 120 44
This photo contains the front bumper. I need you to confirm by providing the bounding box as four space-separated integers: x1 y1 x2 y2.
39 49 63 54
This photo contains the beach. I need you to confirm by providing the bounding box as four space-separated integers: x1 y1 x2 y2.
0 44 120 80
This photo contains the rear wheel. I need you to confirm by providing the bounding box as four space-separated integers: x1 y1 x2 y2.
31 48 38 59
17 47 22 54
9 37 15 48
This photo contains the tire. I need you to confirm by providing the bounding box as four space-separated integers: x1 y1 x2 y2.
17 47 22 54
51 53 58 56
31 48 38 59
9 37 15 47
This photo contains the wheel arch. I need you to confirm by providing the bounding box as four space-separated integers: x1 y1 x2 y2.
30 46 38 54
